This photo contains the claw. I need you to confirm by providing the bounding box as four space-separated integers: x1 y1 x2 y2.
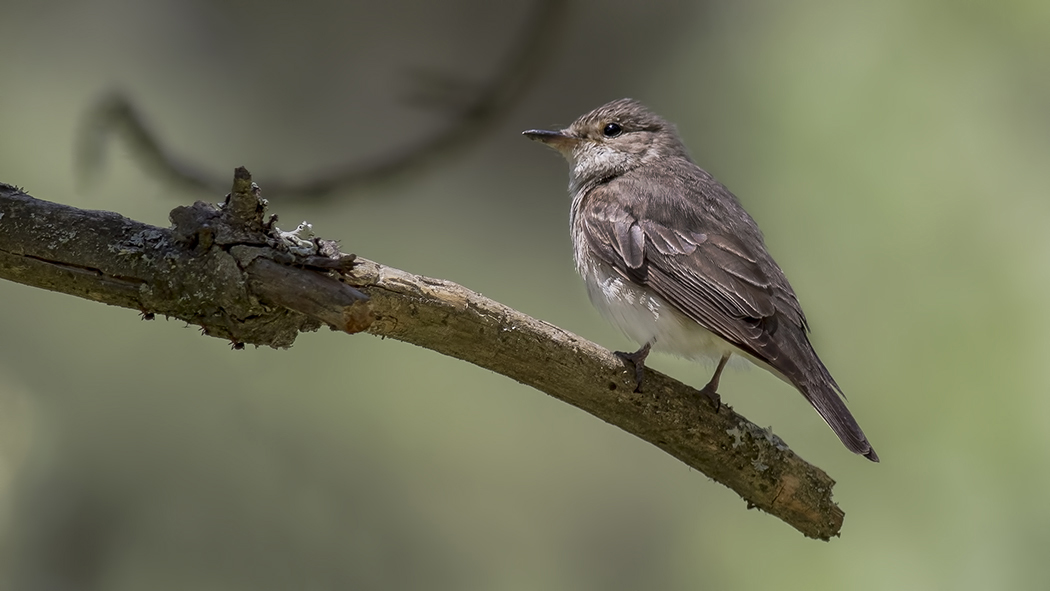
615 342 652 392
699 354 730 411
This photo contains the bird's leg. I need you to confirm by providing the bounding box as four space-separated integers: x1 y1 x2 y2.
698 354 730 410
615 342 652 393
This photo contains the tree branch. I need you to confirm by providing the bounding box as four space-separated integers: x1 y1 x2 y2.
0 170 846 540
75 0 568 200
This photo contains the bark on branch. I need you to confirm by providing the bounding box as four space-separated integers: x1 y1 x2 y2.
0 170 846 540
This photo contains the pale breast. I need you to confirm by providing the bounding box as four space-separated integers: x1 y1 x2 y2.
572 234 737 363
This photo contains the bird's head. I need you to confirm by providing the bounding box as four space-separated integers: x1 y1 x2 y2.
523 98 690 190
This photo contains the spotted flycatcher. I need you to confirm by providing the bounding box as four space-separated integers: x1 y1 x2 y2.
524 98 877 461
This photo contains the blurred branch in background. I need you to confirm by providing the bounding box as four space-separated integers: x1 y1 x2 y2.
74 0 567 200
0 169 848 540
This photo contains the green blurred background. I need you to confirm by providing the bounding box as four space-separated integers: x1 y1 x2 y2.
3 0 1050 588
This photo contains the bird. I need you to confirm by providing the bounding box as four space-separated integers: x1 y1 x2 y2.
523 98 878 461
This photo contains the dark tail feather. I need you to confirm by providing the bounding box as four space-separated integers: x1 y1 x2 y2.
736 322 877 460
763 331 879 461
800 374 878 462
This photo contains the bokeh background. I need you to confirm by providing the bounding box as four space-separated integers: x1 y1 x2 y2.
3 0 1050 588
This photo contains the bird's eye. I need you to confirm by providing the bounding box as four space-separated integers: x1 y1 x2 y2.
602 122 623 137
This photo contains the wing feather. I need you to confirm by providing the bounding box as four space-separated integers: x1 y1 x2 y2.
568 145 876 459
579 179 803 365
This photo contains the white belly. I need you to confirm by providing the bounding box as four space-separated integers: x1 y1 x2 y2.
580 258 737 363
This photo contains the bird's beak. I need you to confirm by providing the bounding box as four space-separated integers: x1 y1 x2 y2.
522 128 577 153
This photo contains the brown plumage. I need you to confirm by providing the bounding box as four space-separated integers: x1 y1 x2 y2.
525 98 878 461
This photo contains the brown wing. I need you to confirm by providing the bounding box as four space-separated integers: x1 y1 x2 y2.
579 175 808 375
578 165 877 460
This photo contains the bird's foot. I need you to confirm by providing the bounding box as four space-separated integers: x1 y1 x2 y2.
697 354 729 412
697 383 721 411
615 343 651 393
